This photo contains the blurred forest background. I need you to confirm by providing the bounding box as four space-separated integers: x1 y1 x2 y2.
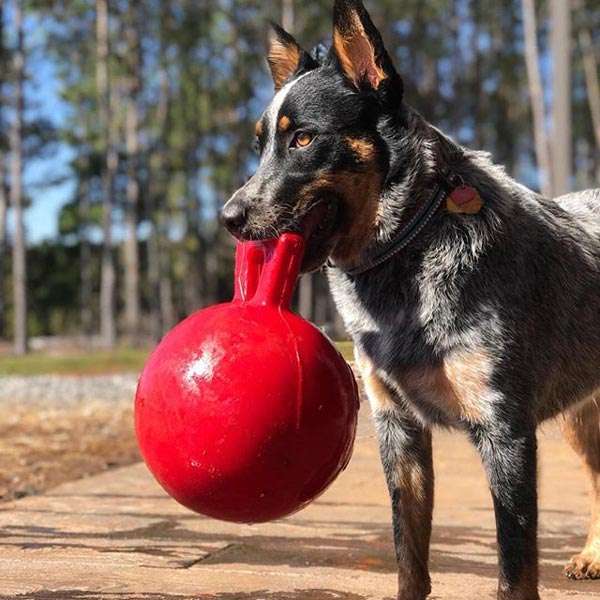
0 0 598 355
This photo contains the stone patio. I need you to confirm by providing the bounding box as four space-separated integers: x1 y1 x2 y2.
1 410 598 599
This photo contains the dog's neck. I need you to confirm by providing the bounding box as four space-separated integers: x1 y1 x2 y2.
332 106 530 275
376 108 464 244
332 109 466 274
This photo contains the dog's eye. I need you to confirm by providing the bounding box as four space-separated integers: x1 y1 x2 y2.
290 131 314 150
253 137 261 155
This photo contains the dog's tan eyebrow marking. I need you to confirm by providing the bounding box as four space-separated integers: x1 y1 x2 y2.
346 137 377 162
278 115 292 133
255 121 264 138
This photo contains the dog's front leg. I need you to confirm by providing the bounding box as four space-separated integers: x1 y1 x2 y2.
376 407 433 600
470 422 540 600
358 355 433 600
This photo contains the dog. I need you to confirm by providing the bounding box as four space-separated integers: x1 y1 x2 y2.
221 1 600 598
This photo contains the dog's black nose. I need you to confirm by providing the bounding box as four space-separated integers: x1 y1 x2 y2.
220 199 248 237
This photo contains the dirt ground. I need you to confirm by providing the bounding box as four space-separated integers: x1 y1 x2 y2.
0 402 139 501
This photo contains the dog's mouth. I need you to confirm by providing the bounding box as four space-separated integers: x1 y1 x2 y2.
294 197 341 272
232 196 342 272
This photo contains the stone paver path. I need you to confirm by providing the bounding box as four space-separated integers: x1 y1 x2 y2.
0 410 599 599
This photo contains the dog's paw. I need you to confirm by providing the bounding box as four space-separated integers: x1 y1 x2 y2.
564 552 600 580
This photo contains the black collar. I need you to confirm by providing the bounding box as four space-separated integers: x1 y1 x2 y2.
330 168 463 277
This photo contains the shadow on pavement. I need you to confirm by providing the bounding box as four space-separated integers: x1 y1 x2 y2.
1 511 596 595
3 518 395 569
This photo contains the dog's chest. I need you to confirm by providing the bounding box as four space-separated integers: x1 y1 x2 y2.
356 348 495 426
327 268 495 426
327 266 456 362
394 353 495 425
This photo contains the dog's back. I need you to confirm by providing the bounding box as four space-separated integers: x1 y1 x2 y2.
556 188 600 240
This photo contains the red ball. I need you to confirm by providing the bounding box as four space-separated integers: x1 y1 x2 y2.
135 234 359 523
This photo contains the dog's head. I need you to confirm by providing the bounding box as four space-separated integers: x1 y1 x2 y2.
221 0 404 272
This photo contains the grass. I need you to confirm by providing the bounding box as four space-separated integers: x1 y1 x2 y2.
0 347 150 376
336 340 354 362
0 341 355 376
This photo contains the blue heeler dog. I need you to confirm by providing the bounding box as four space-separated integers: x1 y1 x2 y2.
221 1 600 598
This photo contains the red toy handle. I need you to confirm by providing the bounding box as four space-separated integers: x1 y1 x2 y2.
233 242 264 302
234 233 305 309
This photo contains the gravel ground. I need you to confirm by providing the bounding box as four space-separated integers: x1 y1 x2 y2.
0 374 141 501
0 374 139 407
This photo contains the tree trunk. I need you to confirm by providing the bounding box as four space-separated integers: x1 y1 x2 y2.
10 0 27 355
0 154 7 339
550 0 572 196
158 232 176 331
79 172 93 337
314 274 328 325
521 0 554 197
148 7 176 337
575 0 600 153
123 0 142 342
96 0 116 348
146 232 161 341
471 0 483 149
282 0 294 32
183 182 203 314
298 273 314 321
0 0 7 339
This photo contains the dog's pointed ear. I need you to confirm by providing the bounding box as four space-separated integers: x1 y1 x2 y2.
267 22 317 91
331 0 402 97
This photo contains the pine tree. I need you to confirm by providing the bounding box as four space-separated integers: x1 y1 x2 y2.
96 0 117 347
10 0 27 355
147 0 176 337
12 0 596 340
522 0 553 196
550 0 573 195
0 0 7 339
575 0 600 158
123 0 142 342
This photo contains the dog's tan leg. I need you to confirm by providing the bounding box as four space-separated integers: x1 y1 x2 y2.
356 351 433 600
562 396 600 579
